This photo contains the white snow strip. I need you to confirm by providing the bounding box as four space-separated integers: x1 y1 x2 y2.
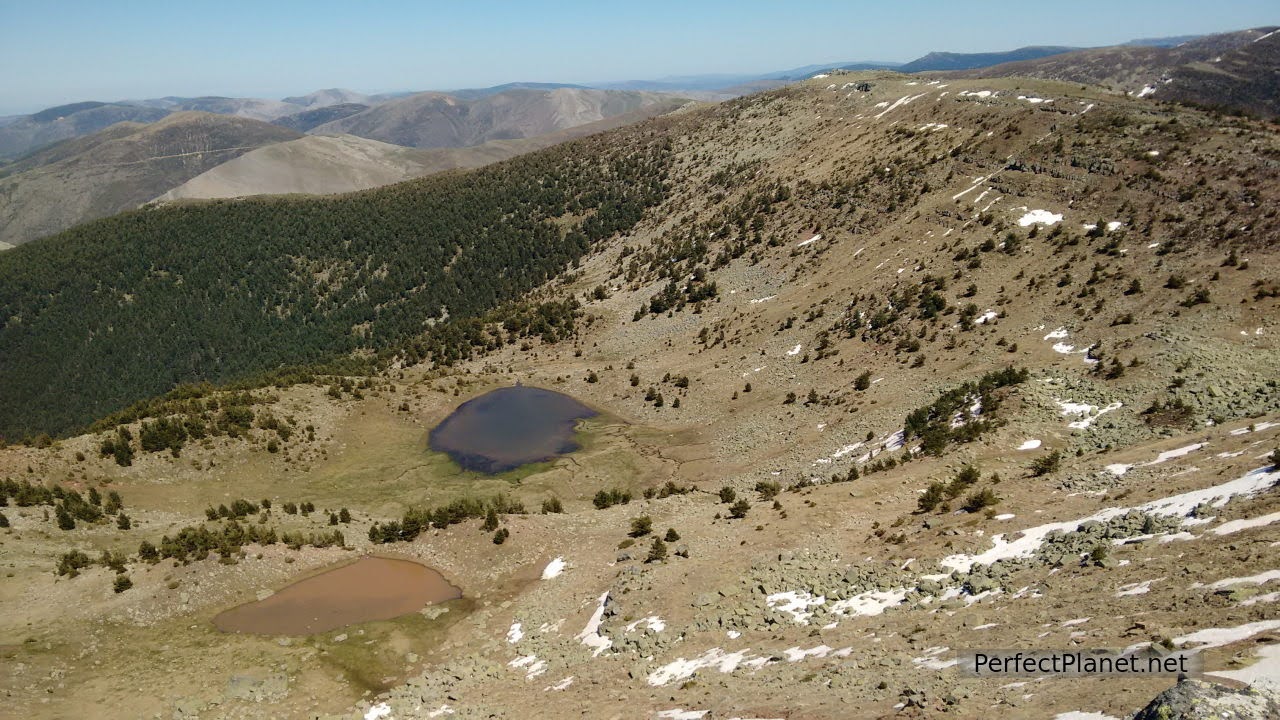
1149 443 1206 464
544 676 574 691
797 234 821 247
647 648 757 686
365 703 392 720
749 295 777 304
959 90 995 98
575 592 612 656
874 93 927 119
974 310 997 324
1174 619 1280 651
995 513 1016 521
1017 439 1042 450
913 646 958 670
541 557 567 579
1206 569 1280 590
1018 210 1063 227
786 344 803 357
1054 713 1119 720
507 622 523 644
1213 512 1280 535
1105 464 1134 477
951 176 987 201
625 616 667 633
783 644 842 662
941 465 1280 573
656 710 707 720
426 705 454 718
1116 579 1160 597
1230 421 1278 435
1043 327 1070 340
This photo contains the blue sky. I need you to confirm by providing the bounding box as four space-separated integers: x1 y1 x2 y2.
1 0 1275 114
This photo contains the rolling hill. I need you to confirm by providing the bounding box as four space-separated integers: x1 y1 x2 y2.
897 45 1077 72
158 100 688 201
0 102 171 160
271 103 371 132
308 87 680 148
0 112 301 246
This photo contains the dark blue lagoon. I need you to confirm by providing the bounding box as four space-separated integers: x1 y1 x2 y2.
428 386 598 473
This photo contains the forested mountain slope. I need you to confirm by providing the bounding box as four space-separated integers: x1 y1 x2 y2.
0 128 670 438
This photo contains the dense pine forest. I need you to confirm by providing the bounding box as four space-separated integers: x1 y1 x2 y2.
0 127 673 439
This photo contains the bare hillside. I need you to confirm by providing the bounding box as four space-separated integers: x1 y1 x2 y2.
158 100 689 200
0 112 300 246
310 87 682 147
951 26 1278 103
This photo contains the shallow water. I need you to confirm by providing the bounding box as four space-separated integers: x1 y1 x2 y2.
428 385 597 473
213 556 461 635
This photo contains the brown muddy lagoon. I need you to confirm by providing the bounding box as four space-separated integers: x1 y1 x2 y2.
214 556 461 635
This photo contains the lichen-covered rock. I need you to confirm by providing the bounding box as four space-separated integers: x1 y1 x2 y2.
1131 679 1280 720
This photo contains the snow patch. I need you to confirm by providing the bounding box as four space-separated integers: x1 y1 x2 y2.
1116 579 1160 597
1018 209 1063 227
541 557 566 579
575 592 612 656
625 616 666 633
1017 439 1042 450
766 590 826 623
656 710 707 720
1213 511 1280 535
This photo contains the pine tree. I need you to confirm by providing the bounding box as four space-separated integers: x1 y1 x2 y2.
56 504 75 530
138 540 159 563
338 508 352 523
113 575 133 593
729 499 750 519
116 513 131 530
629 515 652 537
664 528 680 542
645 537 668 563
482 507 500 532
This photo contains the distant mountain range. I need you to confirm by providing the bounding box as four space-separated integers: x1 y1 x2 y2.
9 26 1280 250
0 89 687 245
0 112 300 247
307 88 676 148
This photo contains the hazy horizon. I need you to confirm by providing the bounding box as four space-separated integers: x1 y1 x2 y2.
1 0 1276 115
